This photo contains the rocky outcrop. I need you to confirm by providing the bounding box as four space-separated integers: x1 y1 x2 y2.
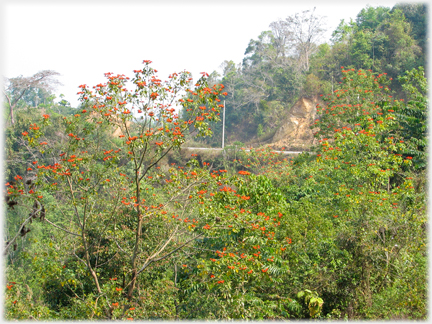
270 96 321 151
86 111 131 138
112 121 131 137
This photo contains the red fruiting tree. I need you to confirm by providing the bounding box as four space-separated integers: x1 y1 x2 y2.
4 61 228 317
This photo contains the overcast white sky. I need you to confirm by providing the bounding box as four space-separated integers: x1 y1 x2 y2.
2 0 402 108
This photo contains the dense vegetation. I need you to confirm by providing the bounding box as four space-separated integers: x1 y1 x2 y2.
199 3 427 146
3 3 427 320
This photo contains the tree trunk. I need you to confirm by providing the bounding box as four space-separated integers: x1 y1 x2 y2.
10 104 15 125
4 93 15 125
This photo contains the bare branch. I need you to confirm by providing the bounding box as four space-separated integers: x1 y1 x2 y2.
3 70 62 124
3 199 43 254
44 218 81 237
137 232 204 275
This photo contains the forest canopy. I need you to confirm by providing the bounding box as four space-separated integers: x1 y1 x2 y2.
3 3 428 320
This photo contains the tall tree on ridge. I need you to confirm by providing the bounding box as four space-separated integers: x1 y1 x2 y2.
3 70 61 126
284 7 327 71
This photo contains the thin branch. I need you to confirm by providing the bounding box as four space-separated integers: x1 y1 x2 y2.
3 199 43 254
139 145 174 182
146 225 179 263
72 249 87 266
113 239 129 255
137 232 204 275
44 218 80 236
95 253 119 268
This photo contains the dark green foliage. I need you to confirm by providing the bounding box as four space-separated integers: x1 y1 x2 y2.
392 3 428 55
396 67 428 169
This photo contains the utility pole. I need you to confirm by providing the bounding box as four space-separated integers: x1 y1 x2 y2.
222 100 225 149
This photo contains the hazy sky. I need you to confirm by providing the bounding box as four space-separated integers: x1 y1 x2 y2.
2 0 401 107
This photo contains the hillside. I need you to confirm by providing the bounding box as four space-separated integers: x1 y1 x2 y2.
194 3 427 148
3 3 427 321
269 96 321 151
